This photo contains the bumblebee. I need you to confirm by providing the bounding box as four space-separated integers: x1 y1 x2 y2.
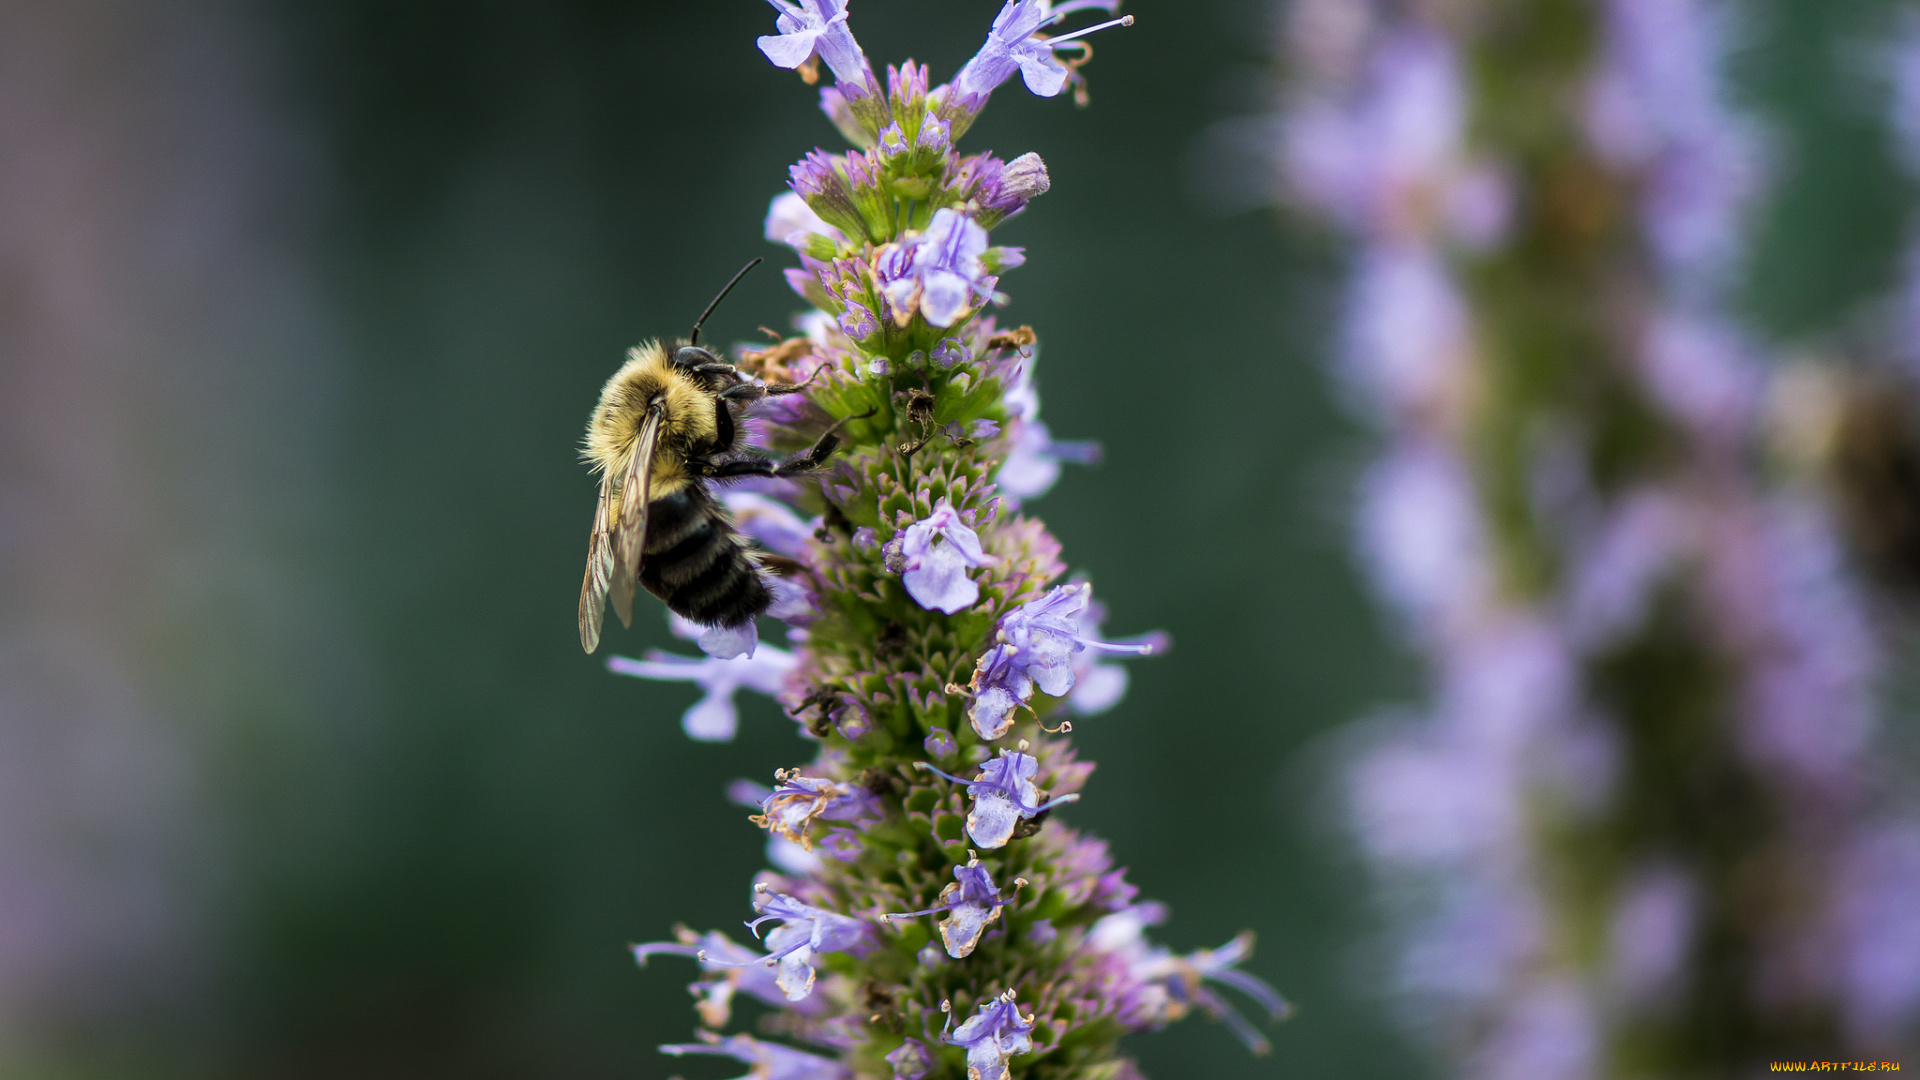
578 260 849 653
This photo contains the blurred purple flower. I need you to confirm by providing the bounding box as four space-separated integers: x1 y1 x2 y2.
1089 904 1291 1054
997 418 1101 500
634 929 823 1028
607 642 795 742
1066 600 1166 716
723 491 817 558
661 1032 849 1080
885 1038 934 1079
706 886 870 1001
765 191 847 251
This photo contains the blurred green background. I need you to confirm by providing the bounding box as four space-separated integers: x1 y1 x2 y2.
0 0 1905 1078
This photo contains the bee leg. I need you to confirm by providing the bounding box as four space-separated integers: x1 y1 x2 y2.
702 458 779 480
700 443 833 482
718 382 769 405
770 407 877 476
761 364 827 396
701 408 877 481
717 363 826 406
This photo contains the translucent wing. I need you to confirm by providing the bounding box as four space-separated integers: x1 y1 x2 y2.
607 402 664 631
578 472 615 653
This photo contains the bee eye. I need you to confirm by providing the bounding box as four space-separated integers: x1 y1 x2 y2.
674 346 718 368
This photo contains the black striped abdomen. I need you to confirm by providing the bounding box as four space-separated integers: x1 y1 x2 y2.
639 487 771 627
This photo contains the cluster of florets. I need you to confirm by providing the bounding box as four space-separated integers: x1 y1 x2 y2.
612 3 1287 1078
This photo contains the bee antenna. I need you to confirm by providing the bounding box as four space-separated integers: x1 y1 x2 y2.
689 258 764 346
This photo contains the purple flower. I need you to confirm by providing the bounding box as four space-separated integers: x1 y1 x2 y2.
831 699 873 739
966 582 1159 739
884 1038 934 1080
932 336 970 367
888 497 995 613
923 726 958 759
706 885 871 1001
917 750 1080 849
1089 906 1290 1054
875 209 996 328
996 418 1102 500
750 768 879 850
765 191 847 251
952 1 1133 102
634 928 820 1028
1585 0 1760 285
838 301 879 342
916 112 951 155
757 0 871 89
883 854 1022 958
1833 822 1920 1044
942 990 1035 1080
965 644 1026 740
765 575 817 624
1067 600 1166 716
607 643 796 742
661 1032 850 1080
659 607 770 660
789 150 867 241
969 151 1052 229
723 491 818 558
944 419 1000 444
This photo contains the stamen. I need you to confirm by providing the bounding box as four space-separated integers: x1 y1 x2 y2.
913 760 975 786
1039 717 1073 734
1044 14 1133 45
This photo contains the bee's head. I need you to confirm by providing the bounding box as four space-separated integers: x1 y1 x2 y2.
673 344 723 369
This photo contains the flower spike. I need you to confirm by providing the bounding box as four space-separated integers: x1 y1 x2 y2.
620 9 1284 1075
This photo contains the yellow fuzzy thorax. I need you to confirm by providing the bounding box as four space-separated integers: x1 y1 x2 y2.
582 340 721 499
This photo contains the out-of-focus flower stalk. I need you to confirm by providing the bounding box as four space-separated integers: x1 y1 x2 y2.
1275 0 1920 1070
614 4 1289 1077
